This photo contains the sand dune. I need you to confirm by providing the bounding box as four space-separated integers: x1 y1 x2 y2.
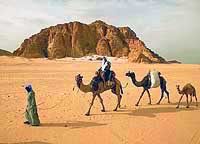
0 56 200 144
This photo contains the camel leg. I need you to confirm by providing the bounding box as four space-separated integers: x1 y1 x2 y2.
114 87 122 108
157 90 164 105
195 95 198 107
119 95 122 108
189 95 192 105
176 94 184 108
186 94 189 108
113 95 120 111
135 89 146 106
97 94 105 112
85 94 96 116
165 89 170 103
159 83 170 104
146 89 151 105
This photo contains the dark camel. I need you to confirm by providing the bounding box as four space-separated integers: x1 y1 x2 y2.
176 84 198 108
75 74 123 116
125 71 170 106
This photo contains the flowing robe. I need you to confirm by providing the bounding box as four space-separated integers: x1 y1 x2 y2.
25 90 40 126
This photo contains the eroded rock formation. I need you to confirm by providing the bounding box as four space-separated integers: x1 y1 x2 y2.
13 20 166 63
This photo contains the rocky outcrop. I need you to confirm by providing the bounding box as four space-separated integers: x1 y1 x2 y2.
13 20 166 63
0 49 12 56
127 38 166 63
168 60 181 64
96 38 112 56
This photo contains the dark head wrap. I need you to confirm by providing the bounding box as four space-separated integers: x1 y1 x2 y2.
25 85 32 93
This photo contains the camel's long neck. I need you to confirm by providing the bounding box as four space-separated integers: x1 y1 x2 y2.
177 87 183 94
78 81 92 93
130 76 143 87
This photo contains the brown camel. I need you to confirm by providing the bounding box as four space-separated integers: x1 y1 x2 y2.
75 74 123 116
176 83 198 108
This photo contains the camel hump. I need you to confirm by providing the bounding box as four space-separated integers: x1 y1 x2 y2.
184 83 195 90
150 70 160 88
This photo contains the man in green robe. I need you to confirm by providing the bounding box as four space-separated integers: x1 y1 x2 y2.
24 85 40 126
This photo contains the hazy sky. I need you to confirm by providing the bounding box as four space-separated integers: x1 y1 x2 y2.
0 0 199 63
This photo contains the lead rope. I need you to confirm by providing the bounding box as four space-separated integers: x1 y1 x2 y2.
6 90 71 129
38 93 68 111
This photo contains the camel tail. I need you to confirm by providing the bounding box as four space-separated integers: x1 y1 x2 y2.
122 83 128 88
120 84 123 94
120 83 128 95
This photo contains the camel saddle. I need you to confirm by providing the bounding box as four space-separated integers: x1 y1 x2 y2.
91 69 116 91
149 70 160 88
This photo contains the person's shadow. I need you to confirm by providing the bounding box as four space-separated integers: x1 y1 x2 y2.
41 121 106 129
1 122 106 144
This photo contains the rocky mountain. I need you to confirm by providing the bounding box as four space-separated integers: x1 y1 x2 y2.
13 20 166 63
0 49 12 56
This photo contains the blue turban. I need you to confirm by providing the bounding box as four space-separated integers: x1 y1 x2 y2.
25 84 32 92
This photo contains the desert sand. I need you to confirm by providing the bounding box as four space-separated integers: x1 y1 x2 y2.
0 56 200 144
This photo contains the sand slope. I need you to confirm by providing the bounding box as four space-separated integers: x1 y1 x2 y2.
0 56 200 144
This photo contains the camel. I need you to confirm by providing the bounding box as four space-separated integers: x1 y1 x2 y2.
125 71 170 106
75 74 123 116
176 84 198 108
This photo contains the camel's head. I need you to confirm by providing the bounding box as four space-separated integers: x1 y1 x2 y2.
125 71 135 78
176 85 180 89
75 74 83 88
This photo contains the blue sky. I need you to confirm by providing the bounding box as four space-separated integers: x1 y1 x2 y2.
0 0 199 63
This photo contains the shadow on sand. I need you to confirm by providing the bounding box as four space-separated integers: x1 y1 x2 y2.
1 122 106 143
163 101 200 106
129 106 199 118
0 142 51 144
93 102 200 118
41 121 106 129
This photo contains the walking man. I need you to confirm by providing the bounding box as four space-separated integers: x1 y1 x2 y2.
24 85 40 126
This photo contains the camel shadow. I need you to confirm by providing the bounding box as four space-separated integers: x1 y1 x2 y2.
128 106 199 118
41 121 106 129
166 101 200 106
0 141 50 144
93 105 200 118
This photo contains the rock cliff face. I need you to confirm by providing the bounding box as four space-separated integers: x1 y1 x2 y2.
0 49 12 56
13 20 166 63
